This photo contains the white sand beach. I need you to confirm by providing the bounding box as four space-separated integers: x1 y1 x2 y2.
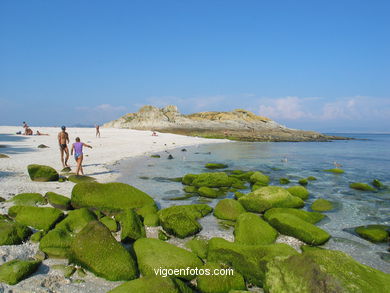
0 126 226 292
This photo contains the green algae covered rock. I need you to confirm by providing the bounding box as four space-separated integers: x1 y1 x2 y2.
68 174 96 183
205 163 228 169
286 185 309 200
214 199 245 221
279 178 290 184
324 168 344 174
372 179 385 189
136 203 159 218
30 230 45 242
249 171 270 186
52 264 76 278
45 192 71 210
134 238 203 280
311 198 333 212
71 182 155 211
207 237 298 286
192 172 232 188
0 259 41 285
185 237 208 259
69 221 138 281
182 174 198 185
0 153 9 158
238 186 304 213
267 213 330 245
10 193 47 206
61 166 72 173
301 246 390 292
196 262 246 293
349 182 376 191
298 178 308 186
264 208 325 224
99 216 118 232
0 220 31 245
109 276 180 293
158 230 170 241
234 213 277 245
39 208 96 258
143 213 160 226
198 186 223 198
116 209 146 242
355 225 389 243
264 254 343 293
27 164 59 181
234 191 246 199
307 176 317 181
183 185 198 193
9 206 63 231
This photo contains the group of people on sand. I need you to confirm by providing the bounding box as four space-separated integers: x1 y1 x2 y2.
58 126 92 176
20 122 49 136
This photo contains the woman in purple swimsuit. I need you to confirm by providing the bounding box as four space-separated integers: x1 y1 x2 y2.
70 137 92 175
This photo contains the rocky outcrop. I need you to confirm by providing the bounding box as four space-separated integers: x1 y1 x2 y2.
103 105 349 142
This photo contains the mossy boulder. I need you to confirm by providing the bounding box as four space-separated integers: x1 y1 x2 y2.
298 178 308 186
213 199 245 221
8 206 63 231
71 182 155 211
286 186 309 200
150 154 160 158
182 174 198 185
134 238 203 280
323 168 344 174
0 259 41 285
191 172 232 188
183 185 198 193
249 171 270 186
10 193 47 206
238 186 304 213
99 216 118 232
69 221 138 281
279 178 290 184
207 237 298 286
185 237 208 259
372 179 385 189
27 164 59 181
350 182 376 192
143 213 160 226
311 198 333 212
45 192 71 210
234 191 246 199
109 276 181 293
0 153 9 158
229 178 247 189
264 254 343 293
264 208 325 224
234 213 277 245
0 219 31 245
158 230 170 241
158 204 212 238
30 230 45 242
39 208 96 258
300 246 390 292
198 187 223 198
116 209 146 242
205 163 228 169
307 176 317 181
355 225 389 243
267 213 330 245
61 166 72 173
68 175 96 183
196 262 246 293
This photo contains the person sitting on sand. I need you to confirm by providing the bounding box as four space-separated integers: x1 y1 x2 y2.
25 127 33 135
22 121 28 135
36 130 49 136
58 126 70 168
71 137 92 176
95 124 100 138
151 131 158 136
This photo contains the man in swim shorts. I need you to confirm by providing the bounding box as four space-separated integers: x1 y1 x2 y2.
58 126 70 168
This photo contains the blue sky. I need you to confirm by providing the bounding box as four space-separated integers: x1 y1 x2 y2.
1 0 389 132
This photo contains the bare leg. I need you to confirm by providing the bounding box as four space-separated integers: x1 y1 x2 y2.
76 156 81 175
64 147 69 167
60 148 65 168
79 155 84 175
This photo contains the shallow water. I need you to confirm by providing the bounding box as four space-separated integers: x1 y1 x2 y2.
114 134 390 273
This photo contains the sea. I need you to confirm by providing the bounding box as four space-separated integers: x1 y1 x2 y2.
113 133 390 273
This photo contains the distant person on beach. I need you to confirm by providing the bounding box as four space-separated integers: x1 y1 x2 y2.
58 126 70 168
152 131 158 136
25 128 33 135
95 124 100 138
36 130 49 136
71 137 92 175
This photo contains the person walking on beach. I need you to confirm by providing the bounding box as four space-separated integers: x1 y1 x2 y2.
95 124 100 138
71 137 92 175
58 126 70 168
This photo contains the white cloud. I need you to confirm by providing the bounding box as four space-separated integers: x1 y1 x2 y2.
75 104 128 124
258 96 313 120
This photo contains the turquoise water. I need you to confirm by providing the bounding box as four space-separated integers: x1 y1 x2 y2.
114 134 390 273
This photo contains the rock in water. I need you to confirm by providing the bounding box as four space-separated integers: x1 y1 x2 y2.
238 186 304 213
311 198 334 212
349 182 376 192
213 198 246 221
8 206 63 231
134 238 203 280
69 221 138 281
263 208 325 224
286 186 309 200
191 172 232 188
27 164 59 181
323 168 345 174
167 154 174 159
249 171 270 186
0 259 41 285
109 276 180 293
205 163 228 169
234 212 278 245
354 225 389 243
71 182 155 211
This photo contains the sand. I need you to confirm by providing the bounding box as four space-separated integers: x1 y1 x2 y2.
0 126 226 292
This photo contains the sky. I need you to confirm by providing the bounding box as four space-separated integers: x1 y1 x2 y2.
1 0 389 132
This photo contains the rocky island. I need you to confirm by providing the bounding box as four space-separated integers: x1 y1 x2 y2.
103 105 349 142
